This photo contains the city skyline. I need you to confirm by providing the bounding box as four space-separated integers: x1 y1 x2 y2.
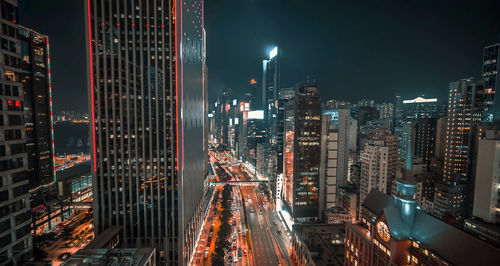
17 0 500 112
2 1 500 265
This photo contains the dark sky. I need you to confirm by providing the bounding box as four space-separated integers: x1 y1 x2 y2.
19 0 500 112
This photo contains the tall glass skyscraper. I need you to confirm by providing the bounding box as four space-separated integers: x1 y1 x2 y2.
283 83 321 221
18 26 56 191
85 0 207 264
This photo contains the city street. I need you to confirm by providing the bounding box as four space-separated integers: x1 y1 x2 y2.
43 210 94 265
192 149 293 266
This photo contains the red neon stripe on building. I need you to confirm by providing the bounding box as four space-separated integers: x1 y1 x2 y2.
180 0 185 172
174 0 180 171
87 0 97 171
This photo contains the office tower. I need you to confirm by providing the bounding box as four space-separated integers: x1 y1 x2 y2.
319 113 339 215
357 99 375 107
357 106 379 126
0 1 33 264
472 129 500 223
359 129 398 204
227 98 241 153
414 118 437 166
244 78 259 110
325 99 351 110
393 94 404 124
85 0 207 264
262 46 279 126
269 87 296 193
283 83 321 221
462 129 500 246
18 26 60 237
345 183 500 266
394 121 414 162
402 96 446 119
439 79 484 222
375 102 394 120
262 47 281 193
434 117 447 160
256 142 270 179
241 110 266 170
18 27 55 192
482 43 499 125
394 118 437 168
215 88 232 146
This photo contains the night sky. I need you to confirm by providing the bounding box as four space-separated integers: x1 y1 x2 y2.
19 0 500 112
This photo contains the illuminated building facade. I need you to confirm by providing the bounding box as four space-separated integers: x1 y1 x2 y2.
0 1 33 263
319 109 350 213
283 83 321 221
402 96 446 119
214 88 232 146
19 27 55 192
345 182 500 266
241 110 266 169
482 43 499 125
319 113 339 215
85 0 207 264
262 46 279 127
359 129 398 204
440 79 484 222
269 87 296 196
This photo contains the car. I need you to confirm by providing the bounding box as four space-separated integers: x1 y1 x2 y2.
277 230 282 235
244 249 247 256
58 252 71 262
233 255 239 262
250 208 254 213
273 221 278 225
259 209 262 214
205 247 209 256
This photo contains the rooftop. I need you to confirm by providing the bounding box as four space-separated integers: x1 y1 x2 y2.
61 248 155 266
363 189 500 266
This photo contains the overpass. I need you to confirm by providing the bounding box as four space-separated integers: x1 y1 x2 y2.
212 180 270 186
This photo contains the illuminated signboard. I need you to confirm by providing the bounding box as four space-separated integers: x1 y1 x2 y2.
248 110 264 119
235 118 239 125
269 46 278 59
403 97 437 104
233 99 237 106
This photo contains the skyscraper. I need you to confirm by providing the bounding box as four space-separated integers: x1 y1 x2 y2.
482 43 499 125
214 88 232 146
359 129 398 204
262 46 279 126
319 113 339 214
283 83 321 222
0 1 33 263
439 78 484 222
442 79 483 183
85 0 207 264
18 27 56 192
402 96 446 119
